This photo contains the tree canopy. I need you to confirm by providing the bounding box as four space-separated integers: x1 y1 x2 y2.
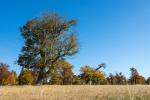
17 13 79 84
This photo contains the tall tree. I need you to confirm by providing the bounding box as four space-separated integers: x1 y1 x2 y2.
130 67 139 84
17 13 79 84
129 67 145 84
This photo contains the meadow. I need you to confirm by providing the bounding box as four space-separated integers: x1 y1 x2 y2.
0 85 150 100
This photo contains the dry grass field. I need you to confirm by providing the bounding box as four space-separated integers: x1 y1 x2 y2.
0 85 150 100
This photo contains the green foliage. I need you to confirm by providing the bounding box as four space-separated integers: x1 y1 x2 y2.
17 13 79 84
19 70 34 85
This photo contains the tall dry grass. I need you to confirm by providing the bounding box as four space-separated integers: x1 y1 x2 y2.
0 85 150 100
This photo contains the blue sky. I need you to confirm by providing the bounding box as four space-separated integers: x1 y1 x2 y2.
0 0 150 78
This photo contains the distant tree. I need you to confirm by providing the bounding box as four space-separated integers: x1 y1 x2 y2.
92 70 107 85
114 72 127 85
146 77 150 85
95 63 106 71
80 65 106 85
0 63 8 85
18 70 34 85
80 65 93 84
2 71 18 85
137 75 145 84
129 67 145 84
129 67 138 84
17 13 79 84
107 73 116 85
0 63 17 85
72 75 81 85
12 71 18 84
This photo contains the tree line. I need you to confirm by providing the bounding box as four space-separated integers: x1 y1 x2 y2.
0 62 150 85
0 12 150 85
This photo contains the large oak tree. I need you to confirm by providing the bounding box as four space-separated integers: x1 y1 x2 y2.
17 13 79 84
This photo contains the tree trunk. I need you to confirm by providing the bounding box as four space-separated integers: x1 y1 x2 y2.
36 69 44 85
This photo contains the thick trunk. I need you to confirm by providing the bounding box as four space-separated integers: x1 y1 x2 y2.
36 69 44 85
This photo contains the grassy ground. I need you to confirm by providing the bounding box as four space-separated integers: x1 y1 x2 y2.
0 85 150 100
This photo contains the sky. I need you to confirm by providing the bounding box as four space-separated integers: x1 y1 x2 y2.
0 0 150 78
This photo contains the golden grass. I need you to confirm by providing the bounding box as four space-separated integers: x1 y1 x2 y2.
0 85 150 100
